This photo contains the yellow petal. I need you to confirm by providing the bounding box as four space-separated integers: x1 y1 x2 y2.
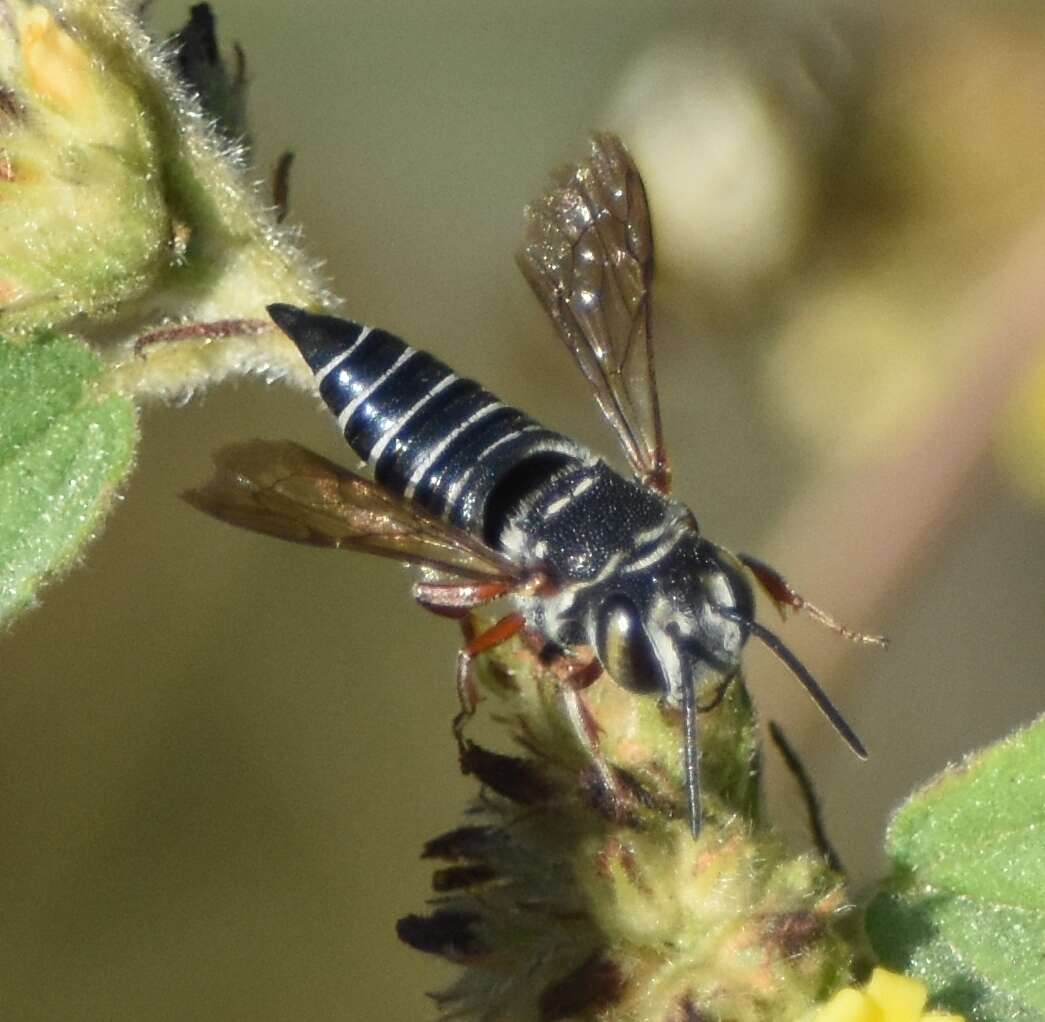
865 968 928 1022
815 988 883 1022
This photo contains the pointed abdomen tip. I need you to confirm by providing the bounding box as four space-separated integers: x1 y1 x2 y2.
267 303 306 334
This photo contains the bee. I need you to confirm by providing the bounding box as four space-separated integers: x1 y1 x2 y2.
188 134 882 837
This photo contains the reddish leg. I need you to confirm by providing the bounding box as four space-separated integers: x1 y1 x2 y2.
738 553 887 647
560 685 634 823
421 576 627 819
415 573 554 742
560 654 604 692
414 577 516 619
414 570 554 619
452 612 526 745
518 636 631 821
519 631 604 692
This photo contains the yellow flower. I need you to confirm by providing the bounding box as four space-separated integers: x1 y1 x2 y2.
812 968 964 1022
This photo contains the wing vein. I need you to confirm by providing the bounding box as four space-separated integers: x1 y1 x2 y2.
517 134 670 492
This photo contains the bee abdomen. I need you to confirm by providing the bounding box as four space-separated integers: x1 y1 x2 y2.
270 304 586 536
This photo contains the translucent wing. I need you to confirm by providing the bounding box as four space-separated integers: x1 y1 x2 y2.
185 440 521 582
518 133 670 493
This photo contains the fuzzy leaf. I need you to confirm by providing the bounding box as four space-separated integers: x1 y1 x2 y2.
0 333 137 625
867 717 1045 1021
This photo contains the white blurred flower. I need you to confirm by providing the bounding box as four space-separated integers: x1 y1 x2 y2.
606 31 841 302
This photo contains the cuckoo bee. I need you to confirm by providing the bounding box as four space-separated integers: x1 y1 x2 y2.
188 135 883 836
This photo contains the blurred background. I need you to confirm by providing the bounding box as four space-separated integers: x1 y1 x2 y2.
3 0 1045 1017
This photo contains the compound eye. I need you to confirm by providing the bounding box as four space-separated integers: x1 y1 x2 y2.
595 594 665 696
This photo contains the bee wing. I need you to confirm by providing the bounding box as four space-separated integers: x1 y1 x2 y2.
518 133 670 493
185 440 522 583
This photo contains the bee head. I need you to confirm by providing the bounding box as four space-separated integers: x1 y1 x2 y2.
590 540 755 705
584 530 869 837
586 541 755 838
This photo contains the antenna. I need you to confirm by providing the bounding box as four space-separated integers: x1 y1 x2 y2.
716 607 868 759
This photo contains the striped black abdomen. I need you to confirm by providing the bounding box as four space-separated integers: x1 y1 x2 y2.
268 305 586 539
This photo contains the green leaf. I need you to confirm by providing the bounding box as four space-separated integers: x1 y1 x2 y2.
867 717 1045 1021
0 333 137 626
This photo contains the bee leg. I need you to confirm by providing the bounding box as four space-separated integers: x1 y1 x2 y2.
415 570 555 619
738 553 887 647
452 612 526 747
557 649 604 692
560 685 629 819
520 636 627 822
552 657 640 826
417 573 555 743
414 577 517 619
